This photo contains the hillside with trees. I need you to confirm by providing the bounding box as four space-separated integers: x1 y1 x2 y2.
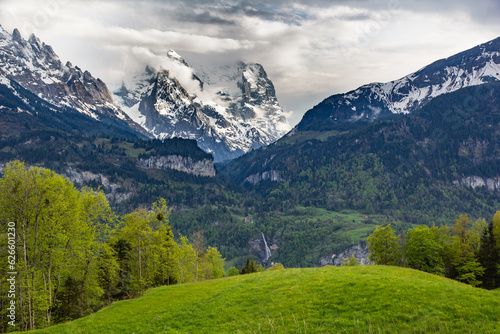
368 211 500 289
222 82 500 226
0 162 224 332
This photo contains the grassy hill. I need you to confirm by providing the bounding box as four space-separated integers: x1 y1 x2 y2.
28 266 500 333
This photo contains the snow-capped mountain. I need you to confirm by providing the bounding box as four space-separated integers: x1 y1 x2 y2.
114 50 291 162
0 25 147 137
296 36 500 132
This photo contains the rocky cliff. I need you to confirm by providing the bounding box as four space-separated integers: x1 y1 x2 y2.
64 167 134 204
248 233 278 264
244 170 283 185
138 155 216 177
453 176 500 192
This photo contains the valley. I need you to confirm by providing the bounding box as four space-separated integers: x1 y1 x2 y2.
0 17 499 333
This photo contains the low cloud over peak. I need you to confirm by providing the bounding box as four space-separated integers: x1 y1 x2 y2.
1 0 499 125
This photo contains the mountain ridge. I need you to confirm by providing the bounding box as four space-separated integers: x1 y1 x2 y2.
295 36 500 132
222 81 500 224
0 25 149 139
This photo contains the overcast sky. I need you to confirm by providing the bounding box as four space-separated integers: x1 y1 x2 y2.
1 0 500 125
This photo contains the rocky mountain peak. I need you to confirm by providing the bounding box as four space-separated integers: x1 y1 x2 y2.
0 27 148 137
296 36 500 132
12 28 22 43
167 49 188 66
114 51 291 162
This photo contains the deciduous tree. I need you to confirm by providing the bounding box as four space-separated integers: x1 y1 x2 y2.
367 225 401 265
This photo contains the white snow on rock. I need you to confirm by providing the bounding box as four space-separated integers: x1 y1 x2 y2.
114 52 291 162
0 25 140 131
298 36 500 130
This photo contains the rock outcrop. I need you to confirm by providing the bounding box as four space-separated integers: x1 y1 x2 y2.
248 233 278 264
319 243 372 267
64 167 134 203
138 155 216 177
244 170 283 185
453 176 500 192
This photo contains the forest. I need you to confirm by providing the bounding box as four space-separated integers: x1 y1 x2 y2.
0 161 225 332
367 212 500 289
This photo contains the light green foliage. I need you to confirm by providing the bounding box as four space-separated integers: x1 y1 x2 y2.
366 213 498 288
367 224 401 265
341 255 360 267
0 161 117 330
469 218 488 254
226 266 240 277
452 214 474 258
267 263 285 271
0 162 226 332
117 207 156 295
112 198 223 294
175 235 197 283
456 259 485 287
404 225 444 276
205 247 225 279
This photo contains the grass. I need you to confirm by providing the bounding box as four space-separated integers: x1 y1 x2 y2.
288 207 382 244
28 266 500 333
92 138 147 158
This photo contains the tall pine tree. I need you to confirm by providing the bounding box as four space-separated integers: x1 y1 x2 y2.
478 221 500 290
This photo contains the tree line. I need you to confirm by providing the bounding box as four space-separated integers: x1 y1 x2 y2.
0 161 224 332
368 212 500 289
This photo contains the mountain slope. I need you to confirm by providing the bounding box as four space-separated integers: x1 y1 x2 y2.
29 266 500 333
296 36 500 132
114 51 291 162
0 131 226 212
0 25 148 138
222 82 500 223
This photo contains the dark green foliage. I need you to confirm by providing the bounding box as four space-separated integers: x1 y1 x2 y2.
0 132 225 212
52 277 84 323
240 257 258 274
112 239 133 300
136 138 212 161
479 221 500 289
222 82 500 225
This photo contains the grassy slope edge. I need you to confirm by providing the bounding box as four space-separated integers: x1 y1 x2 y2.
28 266 499 334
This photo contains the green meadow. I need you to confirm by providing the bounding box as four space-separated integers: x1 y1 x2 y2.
28 266 500 334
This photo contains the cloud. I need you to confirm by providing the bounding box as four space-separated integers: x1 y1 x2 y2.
0 0 499 126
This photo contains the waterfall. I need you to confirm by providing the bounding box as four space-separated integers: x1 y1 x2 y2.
261 233 272 262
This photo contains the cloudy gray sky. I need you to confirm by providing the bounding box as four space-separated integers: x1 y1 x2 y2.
1 0 500 125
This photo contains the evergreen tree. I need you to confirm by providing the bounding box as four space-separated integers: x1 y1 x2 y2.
240 257 258 274
478 221 500 290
